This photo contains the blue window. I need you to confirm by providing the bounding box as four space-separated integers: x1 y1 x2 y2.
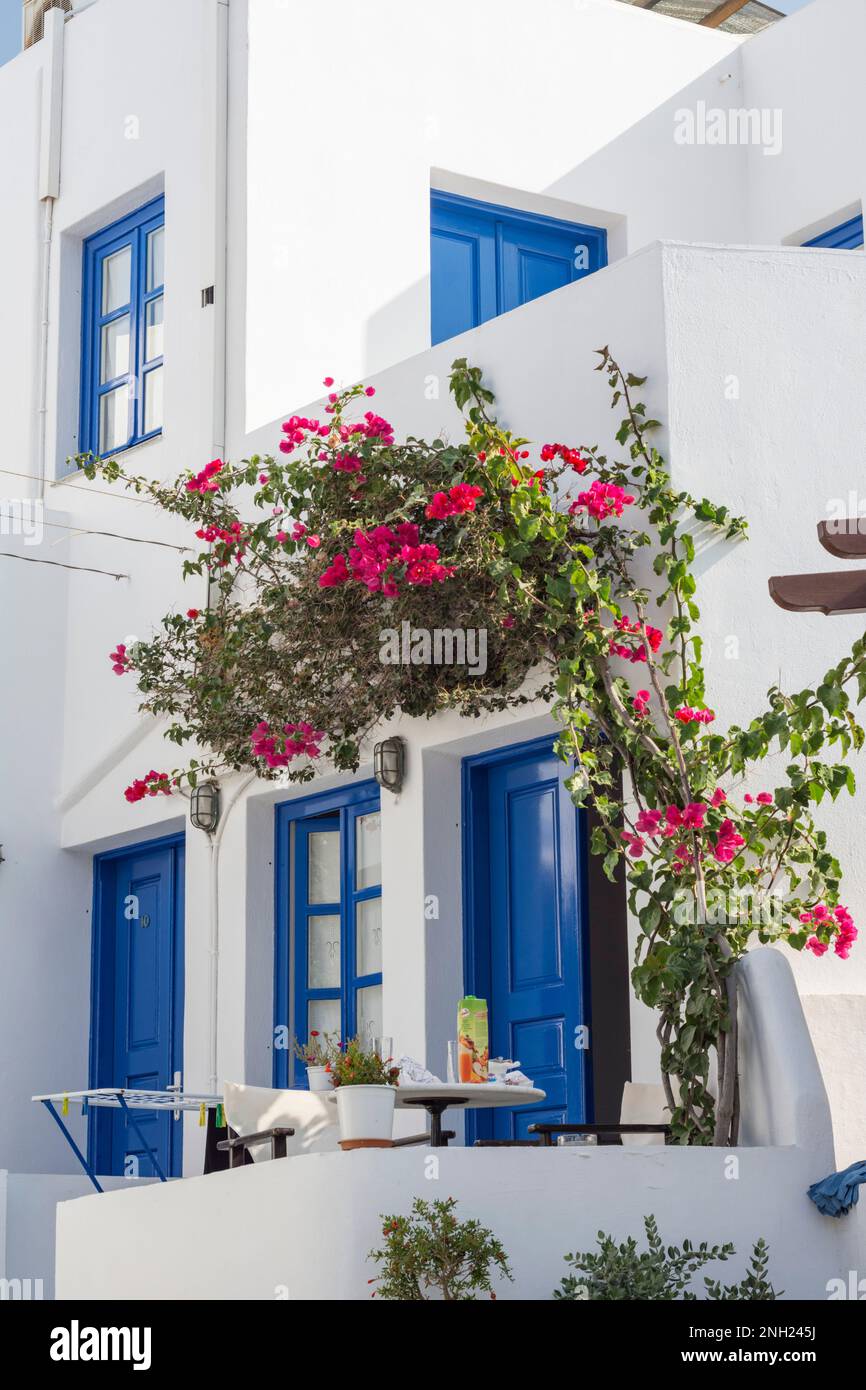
803 214 864 250
274 783 382 1085
80 195 165 458
430 190 607 345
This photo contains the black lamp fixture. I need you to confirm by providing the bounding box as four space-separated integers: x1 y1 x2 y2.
189 780 221 833
373 737 405 794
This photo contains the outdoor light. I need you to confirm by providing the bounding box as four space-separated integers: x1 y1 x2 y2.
373 737 405 794
189 781 221 833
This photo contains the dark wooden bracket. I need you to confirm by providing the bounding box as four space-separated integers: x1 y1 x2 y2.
769 518 866 615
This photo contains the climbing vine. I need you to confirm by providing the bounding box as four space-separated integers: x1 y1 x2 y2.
83 352 864 1145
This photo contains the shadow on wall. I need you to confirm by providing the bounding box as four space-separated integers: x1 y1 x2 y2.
361 50 751 382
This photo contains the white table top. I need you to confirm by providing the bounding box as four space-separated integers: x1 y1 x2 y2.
327 1083 546 1110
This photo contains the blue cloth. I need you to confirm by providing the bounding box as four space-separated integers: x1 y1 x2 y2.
808 1160 866 1217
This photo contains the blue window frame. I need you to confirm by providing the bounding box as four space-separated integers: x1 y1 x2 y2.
79 195 165 459
274 782 382 1086
430 190 607 345
803 214 864 250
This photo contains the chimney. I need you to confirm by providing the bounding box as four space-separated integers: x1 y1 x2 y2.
23 1 73 50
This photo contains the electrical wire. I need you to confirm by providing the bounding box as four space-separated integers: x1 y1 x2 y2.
0 551 128 580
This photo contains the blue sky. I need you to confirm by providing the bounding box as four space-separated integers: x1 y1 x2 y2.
0 0 818 70
0 0 20 69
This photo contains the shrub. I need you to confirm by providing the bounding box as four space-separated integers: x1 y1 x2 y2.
368 1196 513 1300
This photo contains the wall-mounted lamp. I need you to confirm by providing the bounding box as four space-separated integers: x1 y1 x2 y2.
373 737 405 794
189 781 221 834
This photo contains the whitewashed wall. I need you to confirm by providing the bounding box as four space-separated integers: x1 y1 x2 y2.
2 0 866 1186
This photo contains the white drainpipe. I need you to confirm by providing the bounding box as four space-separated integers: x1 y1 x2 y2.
206 0 233 1096
34 6 65 488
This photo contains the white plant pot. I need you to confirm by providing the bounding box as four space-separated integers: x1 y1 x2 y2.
335 1084 396 1145
306 1065 334 1092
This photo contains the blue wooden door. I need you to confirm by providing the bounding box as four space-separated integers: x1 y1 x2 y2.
465 741 590 1140
431 190 607 345
91 838 185 1177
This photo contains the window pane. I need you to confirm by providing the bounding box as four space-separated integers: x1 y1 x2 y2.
356 898 382 977
356 984 383 1048
147 227 165 291
99 384 130 453
308 914 340 989
100 315 130 384
308 997 340 1041
355 813 381 889
143 365 164 435
145 297 164 362
102 246 131 314
308 829 340 903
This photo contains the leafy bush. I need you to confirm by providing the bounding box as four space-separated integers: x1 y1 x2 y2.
368 1197 513 1300
553 1215 778 1300
329 1035 400 1088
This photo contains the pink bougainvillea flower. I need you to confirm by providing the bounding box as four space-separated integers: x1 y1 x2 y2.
501 614 515 629
632 689 650 717
635 809 662 836
757 792 774 805
540 442 588 474
186 609 200 620
620 831 645 858
319 553 350 588
711 787 726 807
186 458 224 493
365 386 376 397
425 484 483 519
109 643 130 675
291 521 307 540
124 770 172 803
674 706 715 725
306 534 321 548
712 819 745 864
744 794 754 803
250 720 325 769
805 936 829 956
276 531 288 544
569 479 635 522
681 802 707 830
323 376 334 387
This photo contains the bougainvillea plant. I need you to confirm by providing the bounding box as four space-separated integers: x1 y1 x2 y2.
80 351 866 1146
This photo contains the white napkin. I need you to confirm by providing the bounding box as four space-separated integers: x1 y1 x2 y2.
397 1056 442 1085
502 1070 533 1087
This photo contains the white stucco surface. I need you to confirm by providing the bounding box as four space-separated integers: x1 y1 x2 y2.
55 1143 864 1301
1 0 865 1239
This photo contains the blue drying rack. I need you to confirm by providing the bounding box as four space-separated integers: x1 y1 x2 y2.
32 1087 222 1193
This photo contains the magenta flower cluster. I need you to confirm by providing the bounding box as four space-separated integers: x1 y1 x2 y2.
250 721 325 769
186 458 224 493
803 904 858 959
425 484 484 519
570 479 635 522
319 524 454 597
124 770 172 803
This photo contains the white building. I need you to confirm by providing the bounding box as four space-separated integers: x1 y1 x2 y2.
1 0 865 1299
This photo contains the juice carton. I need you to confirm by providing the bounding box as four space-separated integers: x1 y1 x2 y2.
457 996 489 1083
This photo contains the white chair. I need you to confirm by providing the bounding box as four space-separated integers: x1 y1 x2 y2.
220 1082 340 1165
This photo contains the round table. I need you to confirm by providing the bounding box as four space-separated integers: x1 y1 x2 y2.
395 1082 546 1147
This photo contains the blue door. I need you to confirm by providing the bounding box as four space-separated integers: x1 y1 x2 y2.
91 837 185 1177
464 739 591 1140
274 783 383 1087
431 190 607 345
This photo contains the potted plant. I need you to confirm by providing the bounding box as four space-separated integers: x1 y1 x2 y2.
330 1036 400 1148
293 1030 337 1091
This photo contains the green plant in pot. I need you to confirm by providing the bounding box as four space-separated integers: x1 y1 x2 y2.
330 1036 401 1149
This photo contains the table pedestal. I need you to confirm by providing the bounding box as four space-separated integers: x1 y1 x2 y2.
401 1097 468 1147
